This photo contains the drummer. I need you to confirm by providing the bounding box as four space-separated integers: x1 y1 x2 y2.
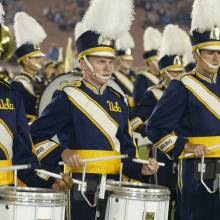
11 12 47 123
0 5 72 191
30 0 159 219
146 0 220 219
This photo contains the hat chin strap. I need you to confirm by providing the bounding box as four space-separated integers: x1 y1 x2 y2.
164 71 175 81
83 55 111 81
196 49 220 70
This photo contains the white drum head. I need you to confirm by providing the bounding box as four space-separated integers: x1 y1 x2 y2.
38 72 83 116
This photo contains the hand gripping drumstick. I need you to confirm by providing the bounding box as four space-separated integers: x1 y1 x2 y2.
184 143 220 158
35 169 86 188
132 158 165 167
58 154 128 166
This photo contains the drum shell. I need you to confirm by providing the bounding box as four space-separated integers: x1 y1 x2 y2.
103 181 170 220
0 187 66 220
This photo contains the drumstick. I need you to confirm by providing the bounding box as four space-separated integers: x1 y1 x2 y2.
0 164 31 171
35 169 85 186
132 158 165 167
184 143 220 158
58 154 128 166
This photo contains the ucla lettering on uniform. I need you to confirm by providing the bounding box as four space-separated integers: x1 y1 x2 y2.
106 101 122 112
0 98 15 110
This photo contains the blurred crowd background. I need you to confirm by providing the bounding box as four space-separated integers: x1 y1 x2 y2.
0 0 193 69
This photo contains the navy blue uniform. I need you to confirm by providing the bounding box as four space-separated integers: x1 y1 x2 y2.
30 80 145 220
11 72 37 122
146 70 220 220
0 79 53 187
133 71 160 105
112 70 135 96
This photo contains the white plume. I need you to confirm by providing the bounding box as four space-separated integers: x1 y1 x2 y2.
83 0 135 40
143 27 162 51
116 32 135 50
0 3 5 24
74 22 88 41
159 24 187 58
183 31 194 65
14 12 47 47
191 0 220 33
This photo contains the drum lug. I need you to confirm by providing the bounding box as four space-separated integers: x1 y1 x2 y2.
5 204 10 210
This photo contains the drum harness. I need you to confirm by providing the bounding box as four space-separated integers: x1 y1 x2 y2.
184 144 220 195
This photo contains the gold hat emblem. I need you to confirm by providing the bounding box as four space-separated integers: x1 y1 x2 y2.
173 55 183 65
98 35 113 46
210 26 220 40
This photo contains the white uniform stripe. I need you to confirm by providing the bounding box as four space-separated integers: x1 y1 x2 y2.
64 87 120 151
0 121 13 159
140 71 160 85
182 76 220 118
114 72 134 94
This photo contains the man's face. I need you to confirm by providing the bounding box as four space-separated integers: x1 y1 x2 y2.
118 59 133 71
146 59 159 74
163 70 183 85
25 56 44 74
194 49 220 74
81 56 114 85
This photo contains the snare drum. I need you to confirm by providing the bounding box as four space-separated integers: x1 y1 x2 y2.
103 181 170 220
0 186 66 220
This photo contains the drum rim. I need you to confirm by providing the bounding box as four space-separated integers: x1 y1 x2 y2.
109 194 170 201
37 71 83 116
105 180 170 198
0 186 66 205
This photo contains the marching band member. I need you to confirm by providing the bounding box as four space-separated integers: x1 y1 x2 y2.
133 27 162 105
131 24 187 220
146 0 220 219
113 32 136 108
0 4 72 191
11 12 47 123
30 0 159 219
130 24 186 134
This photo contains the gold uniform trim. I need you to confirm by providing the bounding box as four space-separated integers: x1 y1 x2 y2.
160 64 184 75
0 160 13 185
17 50 43 63
192 41 220 51
75 88 119 128
78 47 115 60
180 136 220 158
182 75 220 120
64 150 121 174
68 96 116 149
196 71 217 84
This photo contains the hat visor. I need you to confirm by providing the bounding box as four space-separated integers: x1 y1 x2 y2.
89 51 115 58
117 55 134 61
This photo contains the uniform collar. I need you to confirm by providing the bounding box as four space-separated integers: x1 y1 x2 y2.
195 69 218 84
82 80 107 95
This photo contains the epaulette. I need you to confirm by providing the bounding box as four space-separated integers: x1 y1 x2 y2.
0 78 11 89
58 80 81 91
175 72 194 81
